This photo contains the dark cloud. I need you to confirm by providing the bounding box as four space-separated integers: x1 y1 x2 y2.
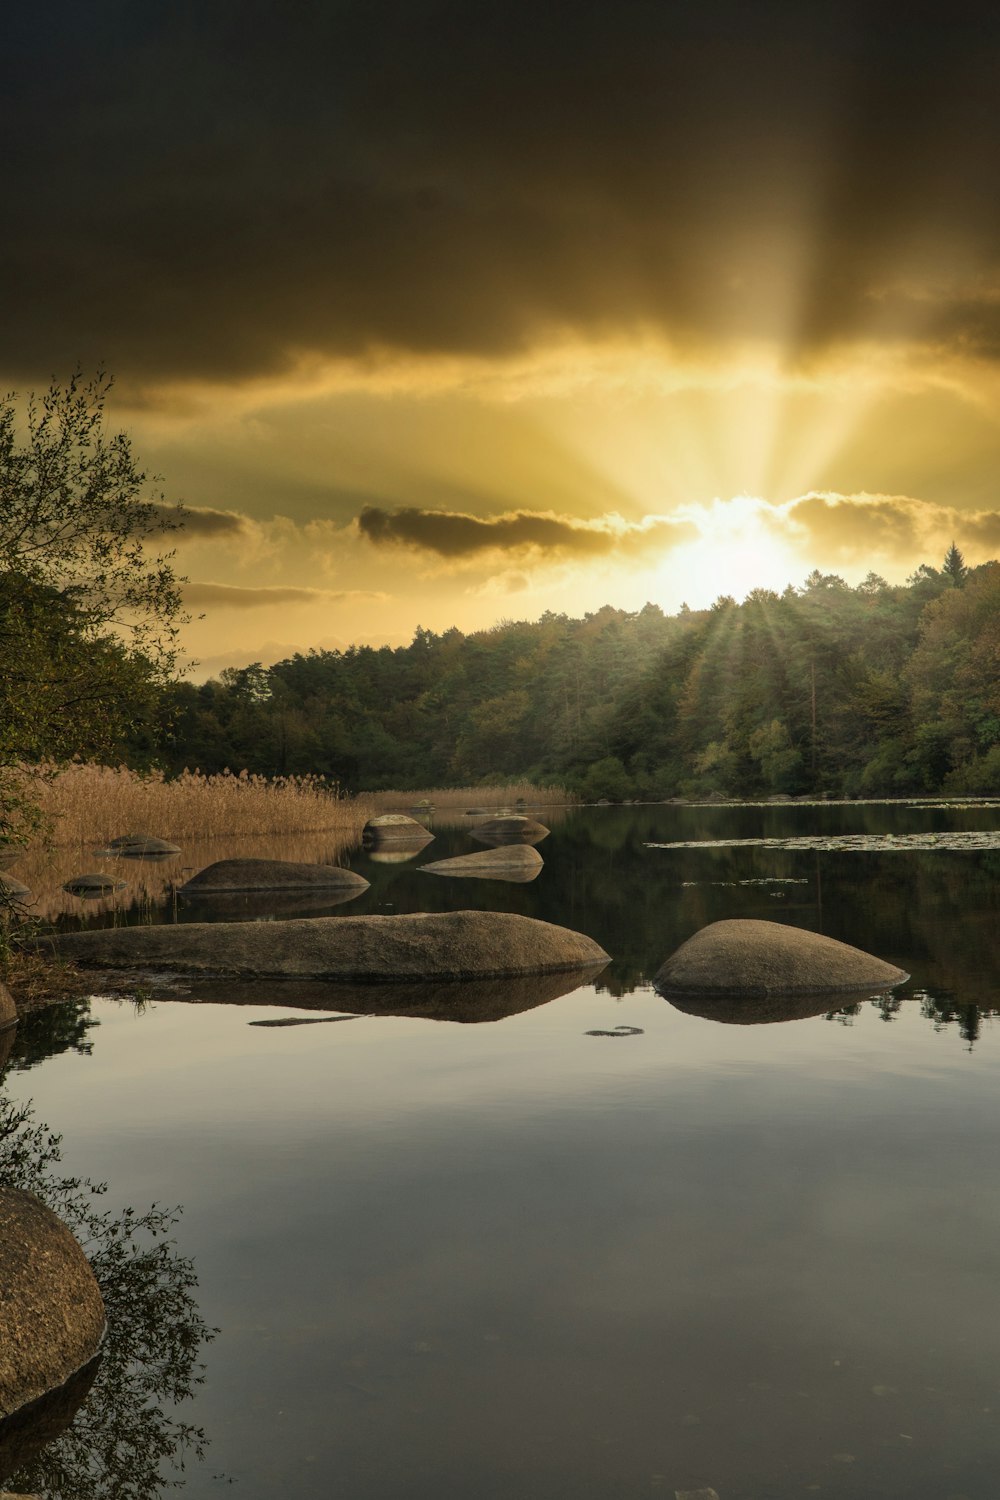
184 582 383 609
5 1 1000 386
356 505 695 559
152 504 249 540
781 493 1000 560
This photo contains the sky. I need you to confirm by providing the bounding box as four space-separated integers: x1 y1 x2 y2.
5 0 1000 675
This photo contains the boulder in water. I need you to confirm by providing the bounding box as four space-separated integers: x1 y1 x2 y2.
362 815 432 847
54 909 609 982
654 919 908 998
107 834 180 857
0 1189 106 1423
420 845 543 882
470 815 549 846
179 859 369 895
62 872 127 897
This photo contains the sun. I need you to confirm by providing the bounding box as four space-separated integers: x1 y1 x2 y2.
664 496 805 606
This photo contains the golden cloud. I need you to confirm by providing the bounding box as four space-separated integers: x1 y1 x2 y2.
779 492 1000 563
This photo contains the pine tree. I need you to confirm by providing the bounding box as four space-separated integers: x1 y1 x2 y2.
942 542 968 587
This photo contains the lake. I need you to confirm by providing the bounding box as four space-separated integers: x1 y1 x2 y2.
5 799 1000 1499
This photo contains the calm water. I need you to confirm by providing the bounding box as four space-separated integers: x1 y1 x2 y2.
6 800 1000 1499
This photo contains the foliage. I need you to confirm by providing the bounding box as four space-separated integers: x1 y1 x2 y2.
0 373 188 847
41 543 1000 803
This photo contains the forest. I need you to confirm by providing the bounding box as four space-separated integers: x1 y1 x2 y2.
125 545 1000 801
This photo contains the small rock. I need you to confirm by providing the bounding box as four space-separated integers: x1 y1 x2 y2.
62 872 127 897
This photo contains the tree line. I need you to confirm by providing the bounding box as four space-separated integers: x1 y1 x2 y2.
2 377 998 806
131 544 1000 800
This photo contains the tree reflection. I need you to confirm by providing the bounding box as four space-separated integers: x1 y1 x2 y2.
8 996 97 1071
0 1089 214 1498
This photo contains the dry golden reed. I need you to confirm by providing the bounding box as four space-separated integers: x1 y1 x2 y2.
18 763 376 847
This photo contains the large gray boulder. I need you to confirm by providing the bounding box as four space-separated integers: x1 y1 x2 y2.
54 910 609 982
419 845 543 882
179 859 369 895
470 815 550 846
654 919 908 998
0 1189 106 1423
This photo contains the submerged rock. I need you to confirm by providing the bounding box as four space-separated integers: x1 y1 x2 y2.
654 919 908 998
470 815 550 845
180 859 369 895
54 909 610 982
62 872 127 897
108 834 180 857
419 845 543 882
0 1189 106 1423
0 876 31 903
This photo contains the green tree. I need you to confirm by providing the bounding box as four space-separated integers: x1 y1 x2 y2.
942 541 968 588
0 373 188 843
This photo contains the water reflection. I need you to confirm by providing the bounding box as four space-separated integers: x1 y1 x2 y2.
163 966 608 1024
0 1088 214 1499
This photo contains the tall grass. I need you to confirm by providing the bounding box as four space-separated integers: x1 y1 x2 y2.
15 763 376 847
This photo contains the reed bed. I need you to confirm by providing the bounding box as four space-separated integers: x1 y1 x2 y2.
16 763 376 848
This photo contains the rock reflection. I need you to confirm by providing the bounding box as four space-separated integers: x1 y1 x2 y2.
171 965 607 1024
660 987 891 1026
179 885 366 920
0 1090 214 1500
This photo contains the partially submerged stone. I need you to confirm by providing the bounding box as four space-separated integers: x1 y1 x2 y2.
0 876 31 903
180 858 369 895
362 814 433 847
62 872 127 897
470 815 550 845
55 910 609 982
654 919 908 998
108 834 180 857
0 1189 106 1423
420 845 543 882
